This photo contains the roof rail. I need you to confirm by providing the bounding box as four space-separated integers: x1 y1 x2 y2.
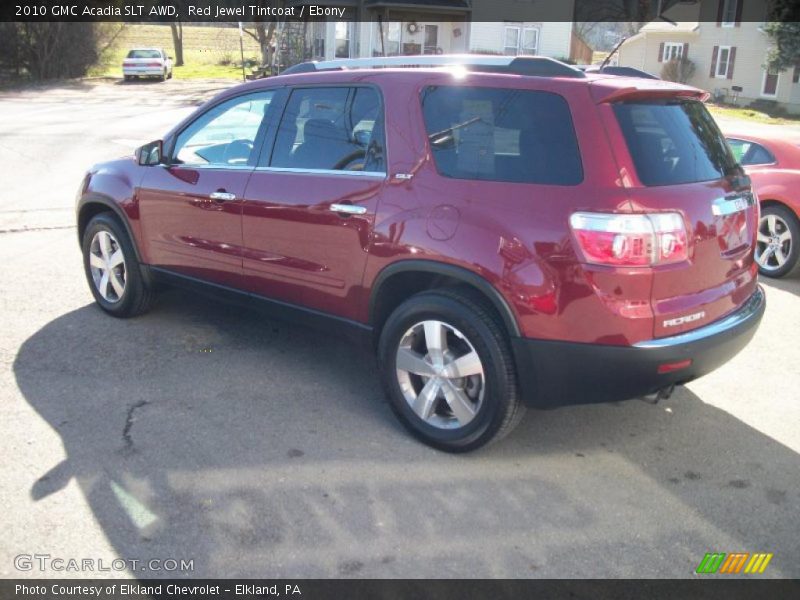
281 55 586 79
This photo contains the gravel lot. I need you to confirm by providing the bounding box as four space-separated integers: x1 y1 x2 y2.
0 79 798 579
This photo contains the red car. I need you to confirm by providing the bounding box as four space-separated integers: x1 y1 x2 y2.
724 131 800 278
75 56 765 451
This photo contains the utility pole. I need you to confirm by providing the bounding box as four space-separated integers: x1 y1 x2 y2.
238 22 246 81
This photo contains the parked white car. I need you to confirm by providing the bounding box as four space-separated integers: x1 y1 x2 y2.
122 48 173 81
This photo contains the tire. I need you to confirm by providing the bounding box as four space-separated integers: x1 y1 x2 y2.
159 69 167 82
123 75 132 82
756 204 800 278
378 289 524 452
82 213 155 318
167 69 173 80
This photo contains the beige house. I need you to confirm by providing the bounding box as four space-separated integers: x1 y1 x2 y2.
618 0 800 114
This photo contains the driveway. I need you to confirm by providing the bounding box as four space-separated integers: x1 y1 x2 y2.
0 80 798 579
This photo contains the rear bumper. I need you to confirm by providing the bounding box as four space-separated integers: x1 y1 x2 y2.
511 286 766 408
123 68 165 76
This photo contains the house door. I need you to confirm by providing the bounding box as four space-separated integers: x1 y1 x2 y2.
424 25 439 54
762 71 779 97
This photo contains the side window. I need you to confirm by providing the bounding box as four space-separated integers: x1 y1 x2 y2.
420 86 583 185
727 139 774 166
270 86 385 172
171 91 275 167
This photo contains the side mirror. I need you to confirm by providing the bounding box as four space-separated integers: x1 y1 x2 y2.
136 140 163 166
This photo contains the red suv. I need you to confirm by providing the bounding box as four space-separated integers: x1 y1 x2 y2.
76 56 765 452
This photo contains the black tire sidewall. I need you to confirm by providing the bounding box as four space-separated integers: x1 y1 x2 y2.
379 293 516 451
759 205 800 278
81 214 143 317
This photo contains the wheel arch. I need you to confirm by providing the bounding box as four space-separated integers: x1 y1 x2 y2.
369 260 521 340
77 195 143 262
760 198 799 218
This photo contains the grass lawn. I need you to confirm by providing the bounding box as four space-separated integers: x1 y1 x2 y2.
90 24 263 80
707 103 800 125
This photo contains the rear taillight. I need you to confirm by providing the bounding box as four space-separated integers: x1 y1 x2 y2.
123 61 134 67
569 212 688 267
145 62 162 67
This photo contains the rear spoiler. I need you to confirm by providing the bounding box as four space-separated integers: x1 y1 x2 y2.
592 86 709 104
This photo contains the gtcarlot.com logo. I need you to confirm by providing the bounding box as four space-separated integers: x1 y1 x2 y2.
14 554 194 573
696 552 773 574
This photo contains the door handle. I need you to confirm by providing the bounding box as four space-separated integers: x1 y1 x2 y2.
330 203 367 215
210 191 236 202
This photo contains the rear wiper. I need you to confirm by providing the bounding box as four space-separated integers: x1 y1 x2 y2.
429 116 483 147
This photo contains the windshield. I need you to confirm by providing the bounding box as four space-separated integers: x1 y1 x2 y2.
614 99 740 186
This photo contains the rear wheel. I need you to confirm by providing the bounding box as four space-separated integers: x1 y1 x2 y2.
82 213 155 317
756 204 800 278
378 289 524 452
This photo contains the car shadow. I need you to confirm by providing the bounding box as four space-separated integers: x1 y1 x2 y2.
116 79 168 86
13 289 800 578
761 273 800 298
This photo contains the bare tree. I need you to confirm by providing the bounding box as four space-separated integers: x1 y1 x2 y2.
170 23 185 66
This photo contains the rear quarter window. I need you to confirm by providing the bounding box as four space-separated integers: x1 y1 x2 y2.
613 100 739 186
420 86 583 185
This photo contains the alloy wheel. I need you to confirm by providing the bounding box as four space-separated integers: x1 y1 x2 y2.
89 230 126 303
395 320 485 429
756 213 793 272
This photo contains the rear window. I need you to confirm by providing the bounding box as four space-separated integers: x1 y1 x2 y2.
614 100 739 186
420 86 583 185
127 49 161 59
727 138 775 166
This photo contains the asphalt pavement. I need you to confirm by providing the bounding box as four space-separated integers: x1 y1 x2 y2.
0 79 798 579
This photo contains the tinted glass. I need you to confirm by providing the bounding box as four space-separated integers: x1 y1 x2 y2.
420 86 583 185
127 49 161 59
614 100 739 186
270 87 385 172
172 91 274 167
727 138 775 166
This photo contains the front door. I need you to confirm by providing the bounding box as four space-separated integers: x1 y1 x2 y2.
138 90 276 288
241 85 387 321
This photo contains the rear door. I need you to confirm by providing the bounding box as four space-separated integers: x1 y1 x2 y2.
241 85 387 320
605 97 758 338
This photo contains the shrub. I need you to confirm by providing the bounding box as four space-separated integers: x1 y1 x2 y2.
660 57 696 84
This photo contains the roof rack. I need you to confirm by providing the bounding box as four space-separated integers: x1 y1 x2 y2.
281 55 586 79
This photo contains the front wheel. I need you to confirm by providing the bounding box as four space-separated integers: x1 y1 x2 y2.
378 289 524 452
82 213 155 317
756 204 800 278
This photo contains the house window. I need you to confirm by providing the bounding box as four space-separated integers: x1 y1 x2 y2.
504 26 520 55
522 28 538 55
335 22 351 59
312 22 325 59
720 0 737 27
664 42 684 61
504 25 539 56
716 46 732 78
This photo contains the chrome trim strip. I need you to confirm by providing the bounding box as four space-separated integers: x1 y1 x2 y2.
163 164 253 171
634 287 765 349
254 166 387 178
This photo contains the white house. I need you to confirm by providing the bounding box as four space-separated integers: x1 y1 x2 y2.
288 0 580 63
